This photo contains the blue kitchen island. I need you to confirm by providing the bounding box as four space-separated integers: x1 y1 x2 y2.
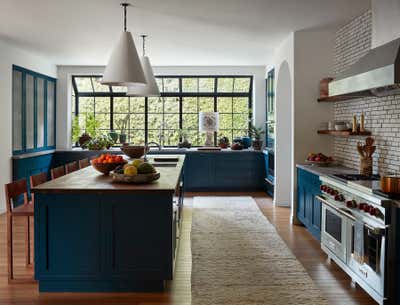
31 155 184 292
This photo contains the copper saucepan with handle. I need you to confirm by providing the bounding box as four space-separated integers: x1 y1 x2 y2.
380 175 400 193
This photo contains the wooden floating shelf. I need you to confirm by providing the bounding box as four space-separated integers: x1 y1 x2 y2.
317 130 372 137
317 92 372 102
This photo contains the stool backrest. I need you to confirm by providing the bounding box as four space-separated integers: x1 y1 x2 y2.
4 179 28 213
51 166 65 180
65 161 79 174
79 158 90 169
29 172 48 204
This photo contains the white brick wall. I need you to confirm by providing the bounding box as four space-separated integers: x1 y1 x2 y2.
333 10 400 174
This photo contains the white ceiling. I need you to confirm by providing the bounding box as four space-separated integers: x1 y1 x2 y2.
0 0 370 66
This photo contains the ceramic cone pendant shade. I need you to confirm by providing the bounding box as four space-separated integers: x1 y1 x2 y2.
101 31 147 86
126 56 160 96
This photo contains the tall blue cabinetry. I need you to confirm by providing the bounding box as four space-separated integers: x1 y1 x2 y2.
297 168 322 240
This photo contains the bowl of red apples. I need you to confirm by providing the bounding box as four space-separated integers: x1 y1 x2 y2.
306 153 334 166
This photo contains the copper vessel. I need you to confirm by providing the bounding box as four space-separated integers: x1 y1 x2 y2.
380 176 400 193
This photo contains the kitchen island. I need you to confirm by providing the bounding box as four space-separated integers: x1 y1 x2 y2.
31 155 184 292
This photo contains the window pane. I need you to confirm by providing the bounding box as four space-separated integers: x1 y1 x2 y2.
26 75 34 150
234 78 251 92
79 97 95 113
130 97 145 113
182 78 198 92
148 97 163 113
199 78 214 92
47 80 55 146
182 114 198 129
217 97 232 113
183 130 200 146
129 114 145 130
114 97 129 113
163 130 180 146
78 113 87 132
113 114 129 131
217 78 234 92
233 97 249 113
148 114 163 129
148 130 161 144
163 78 179 92
233 114 248 129
129 130 145 145
233 129 246 139
37 78 45 148
182 97 197 113
199 97 214 112
95 97 110 113
164 97 179 113
164 114 179 129
96 113 110 130
219 114 233 129
75 77 93 92
155 78 163 91
92 77 110 92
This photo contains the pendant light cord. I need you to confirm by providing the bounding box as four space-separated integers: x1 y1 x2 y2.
141 34 147 56
121 3 131 32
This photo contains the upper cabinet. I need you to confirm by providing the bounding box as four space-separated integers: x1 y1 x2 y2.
12 65 56 155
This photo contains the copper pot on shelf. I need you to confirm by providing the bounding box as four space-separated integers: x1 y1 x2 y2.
380 176 400 194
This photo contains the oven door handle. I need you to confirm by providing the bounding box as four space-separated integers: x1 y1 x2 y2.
316 195 356 221
316 195 386 236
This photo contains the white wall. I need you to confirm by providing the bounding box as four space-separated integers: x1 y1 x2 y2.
271 34 294 208
270 27 335 215
57 65 266 149
0 39 56 213
372 0 400 48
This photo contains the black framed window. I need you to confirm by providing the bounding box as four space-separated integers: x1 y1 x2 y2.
71 75 253 146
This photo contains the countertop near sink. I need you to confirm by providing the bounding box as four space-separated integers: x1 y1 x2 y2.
32 154 185 194
296 163 357 178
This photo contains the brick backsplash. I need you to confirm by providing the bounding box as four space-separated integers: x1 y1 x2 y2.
333 10 400 174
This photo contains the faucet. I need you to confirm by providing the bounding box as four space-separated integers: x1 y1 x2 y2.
147 142 161 151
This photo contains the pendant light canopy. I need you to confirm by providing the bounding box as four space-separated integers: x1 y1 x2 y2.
127 35 160 97
101 3 146 87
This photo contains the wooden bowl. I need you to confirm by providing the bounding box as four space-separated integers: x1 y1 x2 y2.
91 160 127 175
110 171 160 184
120 145 149 159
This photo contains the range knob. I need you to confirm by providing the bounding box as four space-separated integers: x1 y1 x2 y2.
335 194 345 202
369 207 377 216
359 203 366 210
320 185 327 191
363 205 372 213
346 200 358 209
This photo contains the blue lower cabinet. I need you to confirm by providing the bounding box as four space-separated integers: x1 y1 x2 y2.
296 168 321 240
184 152 264 191
34 192 174 292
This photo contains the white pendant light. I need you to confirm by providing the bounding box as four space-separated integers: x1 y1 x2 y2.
127 35 160 97
101 3 146 86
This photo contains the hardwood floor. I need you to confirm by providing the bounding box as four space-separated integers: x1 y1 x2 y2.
0 192 376 305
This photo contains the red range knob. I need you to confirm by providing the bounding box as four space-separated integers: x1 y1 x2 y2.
364 205 371 213
359 203 366 210
369 208 376 216
320 185 326 191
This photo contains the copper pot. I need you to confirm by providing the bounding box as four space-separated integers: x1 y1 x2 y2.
380 176 400 193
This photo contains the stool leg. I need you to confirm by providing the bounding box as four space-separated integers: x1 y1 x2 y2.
25 216 31 265
7 214 13 282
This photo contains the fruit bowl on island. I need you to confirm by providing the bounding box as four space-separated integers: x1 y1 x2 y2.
91 154 127 175
305 153 334 166
110 160 160 184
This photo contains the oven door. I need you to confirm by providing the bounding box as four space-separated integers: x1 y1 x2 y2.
318 196 348 263
347 219 386 297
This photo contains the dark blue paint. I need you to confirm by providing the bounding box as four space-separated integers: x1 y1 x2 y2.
12 65 56 155
297 168 321 240
34 192 177 292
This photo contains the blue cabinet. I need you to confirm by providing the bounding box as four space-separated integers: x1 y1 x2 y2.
297 168 321 240
184 152 264 191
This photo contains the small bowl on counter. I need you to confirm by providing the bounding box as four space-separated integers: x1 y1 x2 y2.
120 145 149 159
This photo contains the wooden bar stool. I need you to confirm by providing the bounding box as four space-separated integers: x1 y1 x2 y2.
79 158 90 169
65 161 79 174
29 172 48 204
4 179 34 282
51 165 65 180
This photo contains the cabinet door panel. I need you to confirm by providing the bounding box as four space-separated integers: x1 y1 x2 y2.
25 74 35 150
12 70 23 151
47 80 55 147
184 154 214 189
37 78 45 148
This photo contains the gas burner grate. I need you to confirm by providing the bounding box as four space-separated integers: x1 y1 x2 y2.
333 174 380 181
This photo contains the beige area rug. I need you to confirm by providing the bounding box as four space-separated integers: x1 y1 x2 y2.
191 196 329 305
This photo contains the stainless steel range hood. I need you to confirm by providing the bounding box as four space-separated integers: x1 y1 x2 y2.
329 37 400 98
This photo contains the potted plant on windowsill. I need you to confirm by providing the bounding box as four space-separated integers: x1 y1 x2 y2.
249 123 265 151
115 114 129 144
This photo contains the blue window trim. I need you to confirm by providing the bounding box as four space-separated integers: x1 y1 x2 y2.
12 65 57 155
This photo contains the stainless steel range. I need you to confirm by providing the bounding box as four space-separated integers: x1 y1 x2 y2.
316 175 390 305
